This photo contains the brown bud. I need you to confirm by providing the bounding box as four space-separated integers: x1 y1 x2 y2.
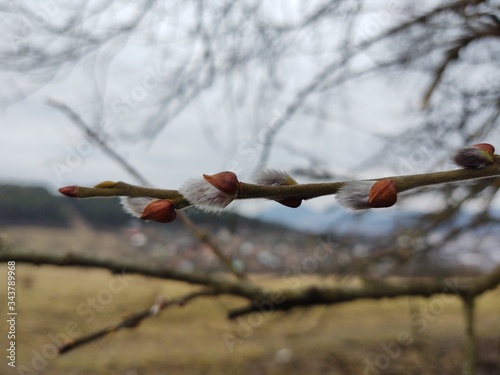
141 199 177 223
203 171 239 196
368 179 397 208
58 185 79 198
275 197 302 208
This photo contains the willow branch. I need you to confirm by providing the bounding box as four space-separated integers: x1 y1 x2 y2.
65 158 500 207
240 162 500 199
73 181 188 204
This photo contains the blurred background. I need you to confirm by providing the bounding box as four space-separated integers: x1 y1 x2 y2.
0 1 499 374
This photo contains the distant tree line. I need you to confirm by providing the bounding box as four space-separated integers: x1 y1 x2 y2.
0 184 285 231
0 184 129 228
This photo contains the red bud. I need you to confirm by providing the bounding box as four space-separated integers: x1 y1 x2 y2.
141 199 177 223
203 171 239 196
368 179 397 208
453 143 495 169
472 143 495 156
59 185 79 198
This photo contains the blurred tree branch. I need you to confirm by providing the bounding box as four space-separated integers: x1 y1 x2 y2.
1 249 499 320
58 291 214 354
47 99 149 186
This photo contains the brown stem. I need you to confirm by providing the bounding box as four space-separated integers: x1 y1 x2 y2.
69 159 500 206
239 161 500 199
390 162 500 193
77 182 188 206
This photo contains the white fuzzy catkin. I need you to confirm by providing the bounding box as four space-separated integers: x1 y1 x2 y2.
254 169 296 186
179 178 234 213
120 197 155 218
336 181 373 211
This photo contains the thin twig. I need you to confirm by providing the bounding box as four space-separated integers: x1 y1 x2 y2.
178 213 248 280
422 30 500 108
59 291 214 354
461 296 476 375
47 99 149 186
65 159 500 205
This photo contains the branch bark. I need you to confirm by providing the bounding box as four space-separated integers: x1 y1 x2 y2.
63 158 500 208
2 249 499 320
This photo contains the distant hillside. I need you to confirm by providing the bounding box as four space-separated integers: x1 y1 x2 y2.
0 185 70 227
257 202 500 236
257 204 422 235
0 184 132 228
0 184 289 232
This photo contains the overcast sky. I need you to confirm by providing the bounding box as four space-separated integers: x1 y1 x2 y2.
0 65 409 199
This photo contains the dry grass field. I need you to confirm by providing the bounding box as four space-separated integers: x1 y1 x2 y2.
1 227 500 374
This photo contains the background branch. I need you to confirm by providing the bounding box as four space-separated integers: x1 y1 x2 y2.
47 99 149 186
2 249 499 321
58 290 214 354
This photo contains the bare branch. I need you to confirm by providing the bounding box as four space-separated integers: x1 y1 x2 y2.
422 29 500 108
47 99 149 186
2 248 498 322
0 249 262 298
228 265 500 319
60 158 500 208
